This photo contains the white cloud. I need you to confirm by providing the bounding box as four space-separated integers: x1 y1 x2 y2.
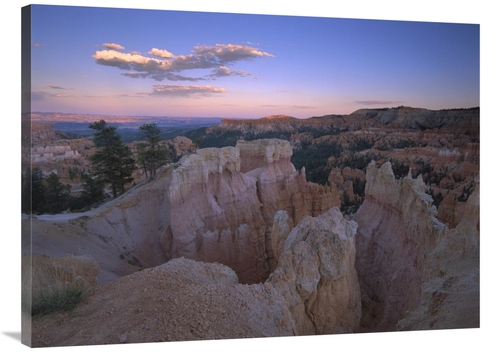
193 43 274 63
93 43 273 82
148 48 175 59
103 43 125 50
93 50 167 70
122 71 204 82
209 66 252 79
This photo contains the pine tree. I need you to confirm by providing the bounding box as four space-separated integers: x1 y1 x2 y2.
88 120 136 198
80 171 105 205
44 172 71 214
22 167 46 214
137 123 170 177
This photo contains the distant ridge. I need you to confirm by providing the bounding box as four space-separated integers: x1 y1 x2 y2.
217 106 478 133
262 115 296 120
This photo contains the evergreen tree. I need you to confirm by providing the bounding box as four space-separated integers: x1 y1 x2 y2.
44 172 71 214
22 167 47 214
88 120 136 198
80 172 105 205
137 123 170 177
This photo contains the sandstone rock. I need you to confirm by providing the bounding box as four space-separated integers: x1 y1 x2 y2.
237 138 293 172
29 205 361 346
30 123 58 142
268 207 361 335
328 167 366 211
397 181 479 330
270 210 293 259
24 139 340 285
354 161 479 332
164 139 339 283
436 192 463 228
166 135 196 159
354 161 442 330
28 258 296 346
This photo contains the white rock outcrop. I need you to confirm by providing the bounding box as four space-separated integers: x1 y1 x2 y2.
268 207 361 335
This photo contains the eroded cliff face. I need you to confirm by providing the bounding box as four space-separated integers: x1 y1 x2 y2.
24 139 339 285
27 146 360 345
354 162 479 331
30 207 361 346
200 107 479 217
162 139 339 283
268 207 361 335
397 181 479 330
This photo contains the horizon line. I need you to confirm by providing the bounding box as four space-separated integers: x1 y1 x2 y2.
25 105 480 121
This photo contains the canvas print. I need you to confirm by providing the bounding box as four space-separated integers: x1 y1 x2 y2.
21 4 479 348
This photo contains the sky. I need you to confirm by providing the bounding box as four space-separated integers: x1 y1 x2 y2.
26 3 480 119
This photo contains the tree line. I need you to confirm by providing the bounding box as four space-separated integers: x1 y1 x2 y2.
22 121 170 215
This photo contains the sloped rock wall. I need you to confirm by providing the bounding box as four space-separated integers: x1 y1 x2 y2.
30 206 362 347
268 207 361 334
354 162 479 331
163 139 339 283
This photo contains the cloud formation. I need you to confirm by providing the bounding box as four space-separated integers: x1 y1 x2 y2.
103 43 125 50
208 66 252 79
193 43 274 63
47 85 73 90
150 84 227 97
355 100 404 106
121 72 203 82
148 48 175 59
93 43 273 82
292 105 316 110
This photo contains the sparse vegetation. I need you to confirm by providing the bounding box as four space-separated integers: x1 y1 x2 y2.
31 283 87 316
22 169 74 214
22 255 98 317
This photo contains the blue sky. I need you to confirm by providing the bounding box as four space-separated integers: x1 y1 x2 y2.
28 4 479 118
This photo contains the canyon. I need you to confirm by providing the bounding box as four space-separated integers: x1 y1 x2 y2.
190 106 479 216
23 137 479 346
22 106 480 346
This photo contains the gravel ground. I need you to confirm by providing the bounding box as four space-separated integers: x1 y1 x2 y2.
29 258 295 347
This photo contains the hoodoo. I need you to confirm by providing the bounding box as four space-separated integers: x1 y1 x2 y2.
354 162 479 331
25 139 363 346
24 139 339 284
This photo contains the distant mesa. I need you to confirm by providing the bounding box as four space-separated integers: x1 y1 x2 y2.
262 114 296 120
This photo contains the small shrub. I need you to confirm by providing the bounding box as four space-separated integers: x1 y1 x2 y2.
31 282 88 316
22 255 98 317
